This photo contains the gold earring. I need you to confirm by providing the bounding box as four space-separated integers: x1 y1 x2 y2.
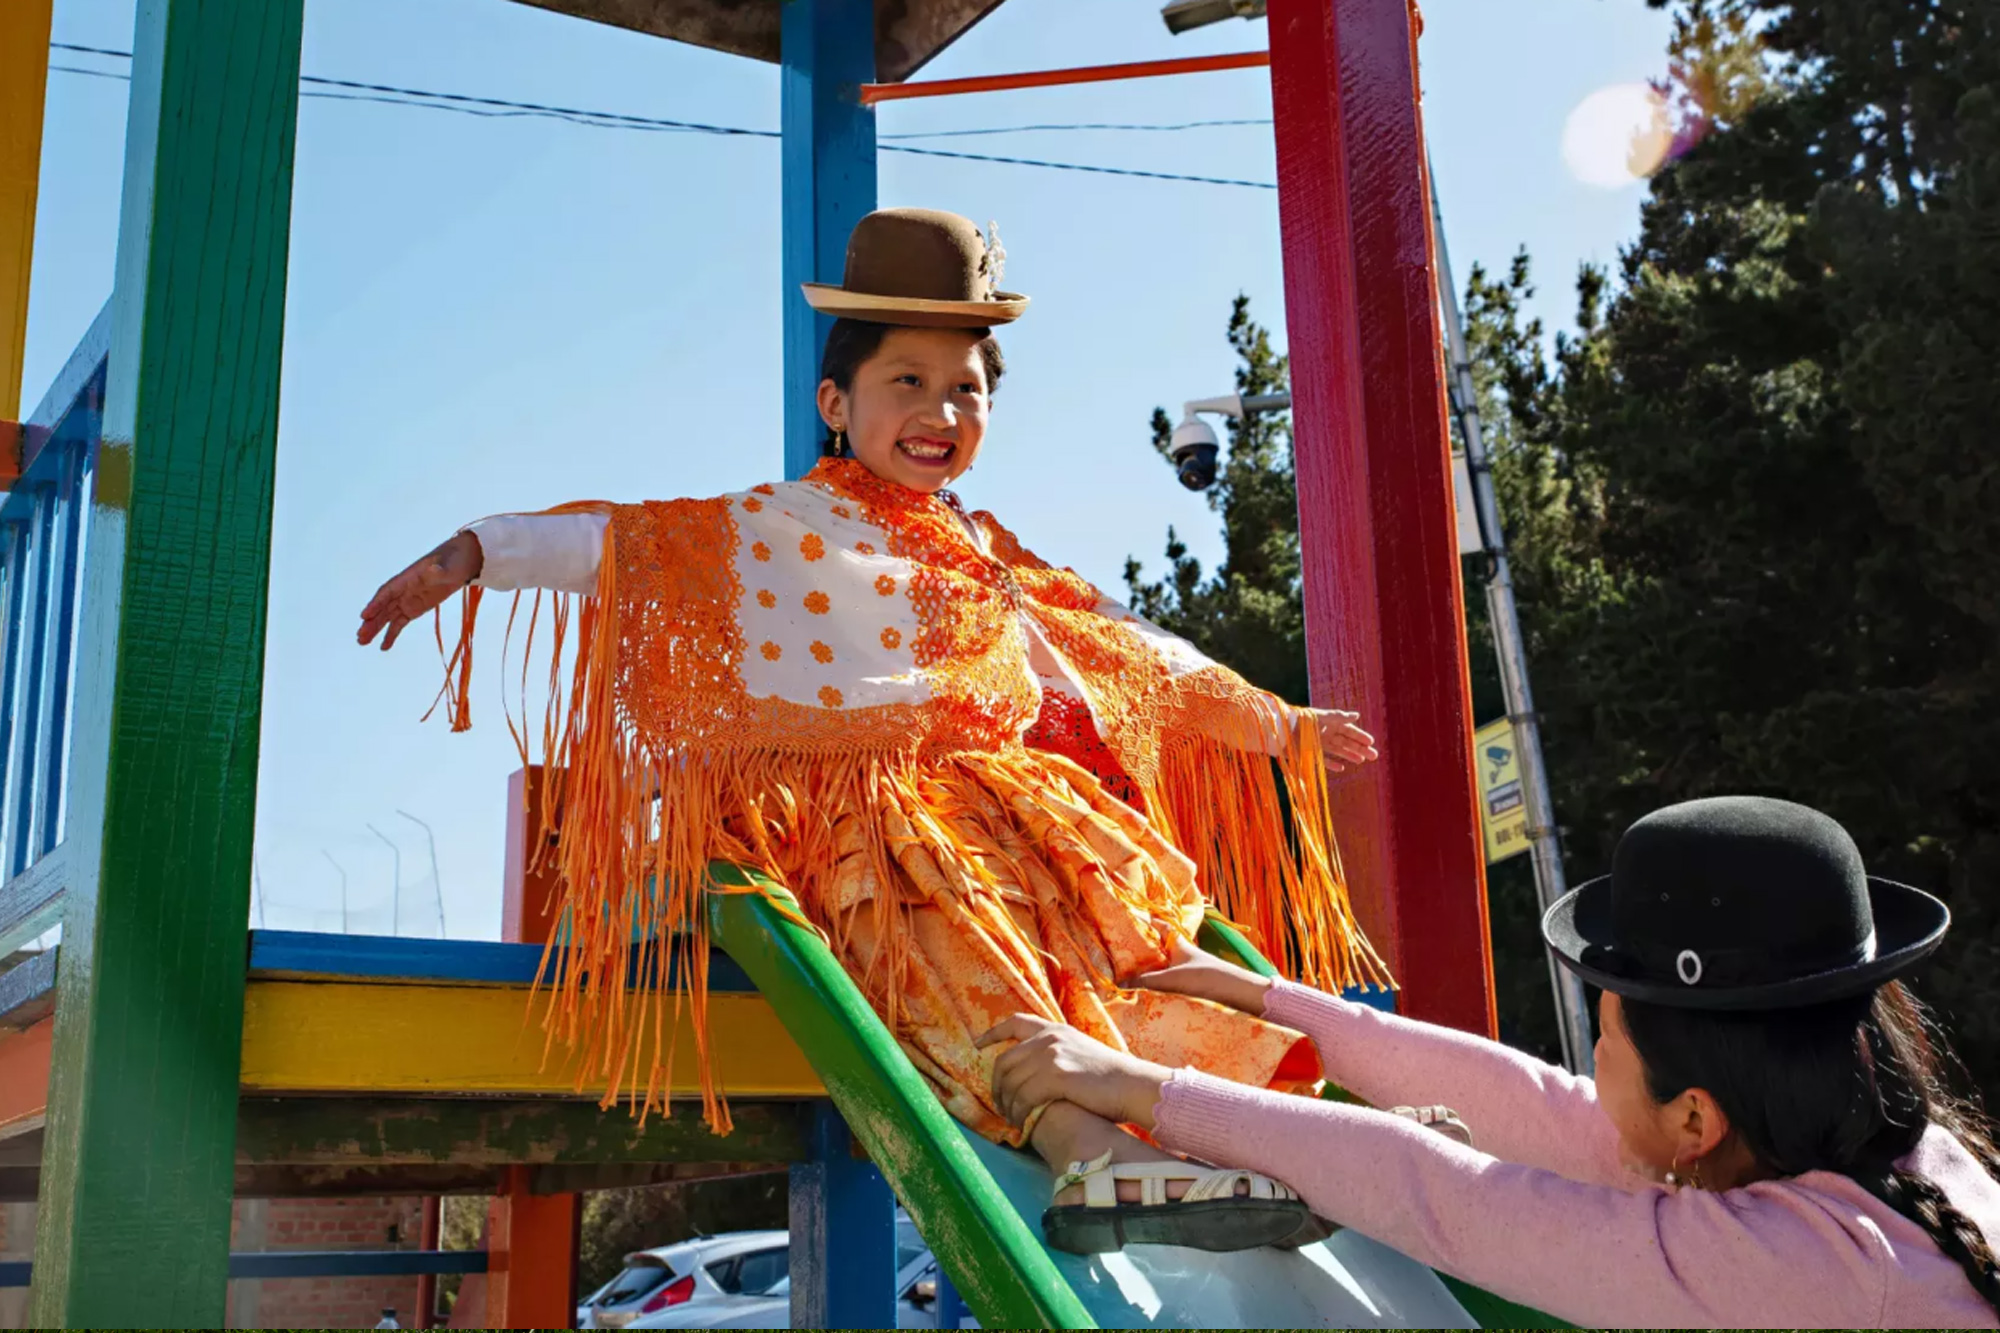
834 426 848 456
1664 1156 1681 1187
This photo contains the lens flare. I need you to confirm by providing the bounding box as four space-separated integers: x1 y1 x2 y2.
1562 83 1674 189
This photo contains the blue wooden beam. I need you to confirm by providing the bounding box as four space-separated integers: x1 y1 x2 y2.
790 1101 897 1330
0 1250 490 1287
244 929 759 991
780 0 878 481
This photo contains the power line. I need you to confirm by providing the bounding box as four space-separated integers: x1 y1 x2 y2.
50 41 1275 190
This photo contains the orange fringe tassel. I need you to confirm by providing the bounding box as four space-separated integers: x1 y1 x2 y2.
434 520 1389 1135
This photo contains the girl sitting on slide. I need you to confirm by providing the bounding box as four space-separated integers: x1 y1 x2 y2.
358 208 1386 1254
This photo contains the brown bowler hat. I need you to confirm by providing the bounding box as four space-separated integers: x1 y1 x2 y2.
802 208 1029 328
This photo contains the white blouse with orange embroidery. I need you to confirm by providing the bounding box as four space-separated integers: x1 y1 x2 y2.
463 509 1297 755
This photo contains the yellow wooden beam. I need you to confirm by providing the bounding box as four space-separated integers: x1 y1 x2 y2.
0 0 51 418
240 981 826 1098
0 978 827 1126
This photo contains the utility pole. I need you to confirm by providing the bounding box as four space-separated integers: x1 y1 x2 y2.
397 810 449 939
1430 177 1597 1075
367 824 402 938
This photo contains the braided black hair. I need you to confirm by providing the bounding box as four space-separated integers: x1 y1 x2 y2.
1623 982 2000 1314
817 319 1005 456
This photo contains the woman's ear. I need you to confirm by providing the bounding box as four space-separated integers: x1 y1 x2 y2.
1678 1087 1733 1162
816 378 845 432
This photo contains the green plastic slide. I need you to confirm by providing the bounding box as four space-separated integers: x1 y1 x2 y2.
707 863 1571 1330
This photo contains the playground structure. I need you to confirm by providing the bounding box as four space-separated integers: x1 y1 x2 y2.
0 0 1540 1327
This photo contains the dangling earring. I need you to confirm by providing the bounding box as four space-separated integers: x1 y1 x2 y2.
1688 1158 1704 1190
834 426 849 457
1664 1155 1681 1187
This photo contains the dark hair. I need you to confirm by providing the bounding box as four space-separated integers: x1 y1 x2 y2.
818 318 1005 455
1623 982 2000 1311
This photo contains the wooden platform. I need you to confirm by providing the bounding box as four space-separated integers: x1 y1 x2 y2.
0 930 824 1201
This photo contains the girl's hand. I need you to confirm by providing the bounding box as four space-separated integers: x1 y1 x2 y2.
1310 708 1379 769
976 1015 1171 1130
357 531 483 651
1132 937 1275 1016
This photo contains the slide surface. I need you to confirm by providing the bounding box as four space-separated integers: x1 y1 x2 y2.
707 866 1568 1330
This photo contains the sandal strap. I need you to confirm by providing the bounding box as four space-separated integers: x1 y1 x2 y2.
1053 1150 1118 1207
1050 1156 1300 1208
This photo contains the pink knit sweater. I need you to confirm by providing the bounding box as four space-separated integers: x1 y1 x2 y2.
1151 980 2000 1329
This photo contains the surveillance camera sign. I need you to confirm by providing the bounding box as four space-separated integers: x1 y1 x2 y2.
1473 717 1529 863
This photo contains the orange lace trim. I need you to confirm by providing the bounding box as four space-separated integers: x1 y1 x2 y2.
434 472 1389 1133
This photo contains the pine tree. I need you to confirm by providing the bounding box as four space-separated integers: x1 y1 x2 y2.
1124 296 1310 705
1527 0 2000 1092
1127 286 1581 1059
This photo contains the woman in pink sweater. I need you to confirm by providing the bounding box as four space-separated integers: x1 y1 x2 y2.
984 796 2000 1328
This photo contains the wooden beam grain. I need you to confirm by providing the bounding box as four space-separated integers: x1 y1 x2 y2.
29 4 306 1325
1269 0 1496 1036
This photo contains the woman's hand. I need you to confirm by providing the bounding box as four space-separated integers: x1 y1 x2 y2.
1132 937 1275 1016
1309 708 1379 770
357 531 483 651
976 1015 1171 1130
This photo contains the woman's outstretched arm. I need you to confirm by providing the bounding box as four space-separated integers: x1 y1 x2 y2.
1136 944 1624 1184
1151 1069 1887 1331
981 1016 1890 1332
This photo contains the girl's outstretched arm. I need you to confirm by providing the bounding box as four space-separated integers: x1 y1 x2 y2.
356 511 610 650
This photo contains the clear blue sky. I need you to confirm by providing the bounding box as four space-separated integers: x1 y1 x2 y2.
30 0 1672 939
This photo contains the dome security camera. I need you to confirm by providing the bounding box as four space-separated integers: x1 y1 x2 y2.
1170 415 1221 491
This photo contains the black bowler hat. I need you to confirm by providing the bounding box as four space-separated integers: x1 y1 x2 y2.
1543 796 1950 1010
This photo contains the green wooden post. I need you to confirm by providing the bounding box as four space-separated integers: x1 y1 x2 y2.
28 2 302 1325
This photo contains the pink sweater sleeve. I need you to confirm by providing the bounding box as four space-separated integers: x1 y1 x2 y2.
1262 979 1627 1185
1153 1070 1896 1329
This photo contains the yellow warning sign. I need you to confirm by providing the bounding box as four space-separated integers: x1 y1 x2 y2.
1473 717 1531 864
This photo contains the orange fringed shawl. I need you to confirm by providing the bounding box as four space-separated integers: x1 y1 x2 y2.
440 458 1389 1131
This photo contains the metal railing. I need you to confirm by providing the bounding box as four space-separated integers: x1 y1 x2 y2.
0 299 107 955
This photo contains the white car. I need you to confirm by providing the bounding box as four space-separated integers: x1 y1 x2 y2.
582 1216 955 1331
577 1231 789 1330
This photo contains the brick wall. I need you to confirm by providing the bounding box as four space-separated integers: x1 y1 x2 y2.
229 1197 429 1330
0 1196 433 1330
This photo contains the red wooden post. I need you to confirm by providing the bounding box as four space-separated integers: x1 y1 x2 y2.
486 767 582 1328
415 1195 441 1329
487 1165 583 1329
1269 0 1498 1036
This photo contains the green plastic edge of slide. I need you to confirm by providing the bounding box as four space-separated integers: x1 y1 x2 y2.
705 862 1098 1331
1196 913 1578 1332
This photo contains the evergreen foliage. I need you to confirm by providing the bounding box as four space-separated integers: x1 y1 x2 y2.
1131 0 2000 1097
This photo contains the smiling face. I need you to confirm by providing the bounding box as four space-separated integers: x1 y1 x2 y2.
816 326 993 493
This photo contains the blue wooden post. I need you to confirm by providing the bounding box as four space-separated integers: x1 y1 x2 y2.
790 1102 897 1330
780 0 877 482
936 1270 969 1330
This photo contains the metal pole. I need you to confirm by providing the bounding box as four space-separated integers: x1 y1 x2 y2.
367 824 401 938
397 810 448 939
322 851 348 935
1429 175 1596 1075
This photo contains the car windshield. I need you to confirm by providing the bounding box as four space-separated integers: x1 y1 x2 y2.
599 1260 673 1305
